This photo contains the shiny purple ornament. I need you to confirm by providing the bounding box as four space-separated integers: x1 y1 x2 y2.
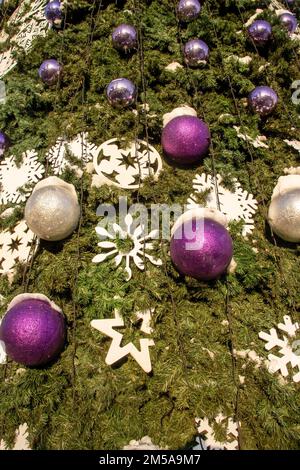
177 0 201 22
248 86 278 116
45 1 63 26
170 216 233 280
0 297 66 366
39 59 62 86
184 39 209 66
279 12 298 34
112 24 137 52
0 131 10 157
162 115 210 165
106 78 136 108
247 20 272 45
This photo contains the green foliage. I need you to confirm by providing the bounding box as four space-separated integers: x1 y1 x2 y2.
0 0 300 450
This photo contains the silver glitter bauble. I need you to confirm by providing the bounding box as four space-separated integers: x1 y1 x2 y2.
268 188 300 243
25 177 80 241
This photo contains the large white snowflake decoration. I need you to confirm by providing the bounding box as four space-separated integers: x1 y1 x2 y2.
259 315 300 383
46 133 98 175
0 150 45 204
92 138 162 189
0 317 7 365
0 220 38 278
91 308 155 373
195 414 239 451
92 214 162 281
187 173 258 236
0 0 49 78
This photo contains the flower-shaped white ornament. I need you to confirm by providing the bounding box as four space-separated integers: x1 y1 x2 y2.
0 151 45 204
92 138 162 189
0 0 49 78
0 220 38 279
46 133 99 175
92 214 162 281
187 173 257 237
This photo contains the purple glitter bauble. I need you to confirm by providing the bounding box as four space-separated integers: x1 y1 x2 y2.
184 39 209 66
112 24 137 51
0 297 66 366
0 131 10 157
248 86 278 116
177 0 201 22
106 78 136 108
45 1 62 25
38 59 62 86
247 20 272 45
279 12 298 34
162 115 211 165
170 216 233 280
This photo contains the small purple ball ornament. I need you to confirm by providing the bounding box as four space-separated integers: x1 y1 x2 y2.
112 24 137 52
248 86 278 116
183 39 209 66
38 59 62 86
0 294 66 366
170 209 233 281
177 0 201 22
279 12 298 34
162 114 211 165
0 131 10 157
106 78 136 108
247 20 272 45
45 1 63 27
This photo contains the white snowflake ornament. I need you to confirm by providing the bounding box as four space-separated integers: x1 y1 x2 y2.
187 173 257 236
91 308 155 373
92 138 162 189
93 214 162 281
0 0 49 78
195 414 239 451
259 315 300 383
46 133 98 175
0 151 45 204
0 220 38 278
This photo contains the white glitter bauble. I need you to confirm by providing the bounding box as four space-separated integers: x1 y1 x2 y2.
25 177 80 241
268 175 300 243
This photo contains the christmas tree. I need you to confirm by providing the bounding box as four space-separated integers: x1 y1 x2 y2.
0 0 300 450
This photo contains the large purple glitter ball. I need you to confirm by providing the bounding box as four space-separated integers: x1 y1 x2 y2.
162 115 210 165
106 78 136 108
184 39 209 66
112 24 137 52
45 1 63 25
279 12 298 34
0 296 66 366
248 86 278 116
170 215 233 280
38 59 62 86
177 0 201 22
0 131 10 157
247 20 272 45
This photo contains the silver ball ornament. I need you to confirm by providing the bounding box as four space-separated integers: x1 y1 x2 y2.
268 189 300 243
25 177 80 241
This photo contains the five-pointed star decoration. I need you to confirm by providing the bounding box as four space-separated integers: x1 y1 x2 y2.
91 309 155 373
